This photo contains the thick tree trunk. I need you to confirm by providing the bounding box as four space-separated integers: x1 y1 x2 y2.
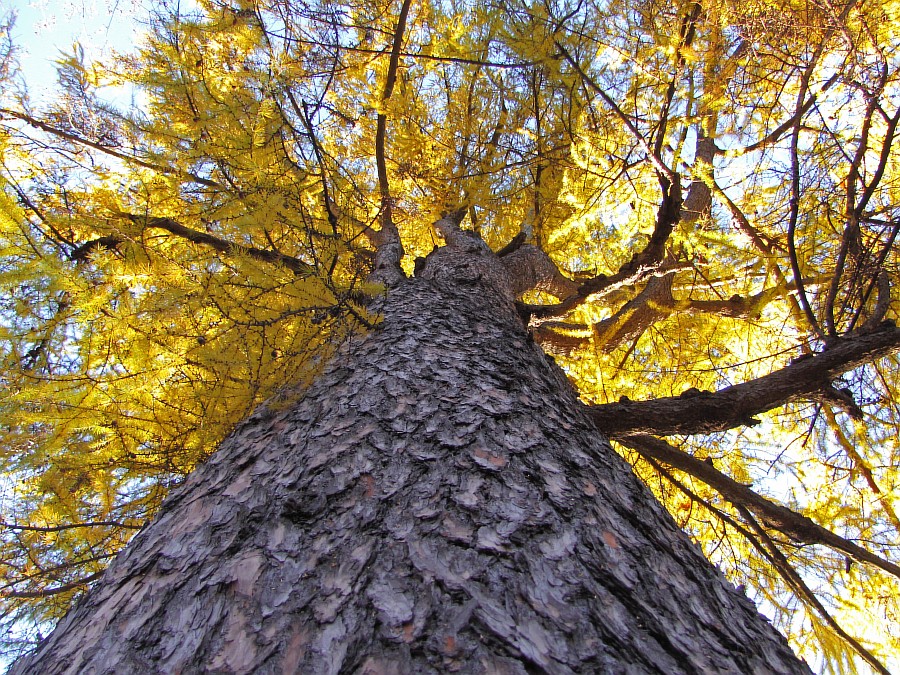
12 241 811 674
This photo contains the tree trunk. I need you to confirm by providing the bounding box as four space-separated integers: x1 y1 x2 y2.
12 240 811 674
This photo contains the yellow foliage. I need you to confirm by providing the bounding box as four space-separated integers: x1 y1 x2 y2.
1 0 899 670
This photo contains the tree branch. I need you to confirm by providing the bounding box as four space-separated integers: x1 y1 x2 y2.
0 520 142 533
593 273 673 352
617 434 900 581
632 437 891 674
370 0 413 286
71 215 315 275
823 403 900 531
524 176 683 319
735 506 891 675
554 42 676 185
495 231 527 258
728 72 839 156
534 279 803 354
787 57 825 338
69 236 124 263
2 572 103 599
589 324 900 436
501 245 579 298
1 108 223 190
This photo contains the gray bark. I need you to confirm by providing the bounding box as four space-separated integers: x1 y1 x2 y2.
11 237 811 674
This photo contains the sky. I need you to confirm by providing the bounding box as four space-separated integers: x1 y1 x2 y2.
4 0 145 100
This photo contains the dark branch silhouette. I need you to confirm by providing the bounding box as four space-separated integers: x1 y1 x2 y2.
618 434 900 581
70 215 315 275
589 324 900 436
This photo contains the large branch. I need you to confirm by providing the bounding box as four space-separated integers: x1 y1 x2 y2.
370 0 413 286
588 273 674 352
589 323 900 436
534 280 801 355
71 215 315 275
500 245 579 298
618 434 900 581
681 133 714 225
523 176 683 319
638 448 892 675
535 273 675 354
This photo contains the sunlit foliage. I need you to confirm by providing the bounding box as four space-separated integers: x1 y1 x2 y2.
1 0 898 670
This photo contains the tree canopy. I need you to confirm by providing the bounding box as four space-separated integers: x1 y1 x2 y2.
1 0 898 671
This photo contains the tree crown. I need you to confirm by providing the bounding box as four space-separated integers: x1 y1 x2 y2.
1 0 898 670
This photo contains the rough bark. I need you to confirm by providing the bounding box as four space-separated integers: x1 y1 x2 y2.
12 240 811 674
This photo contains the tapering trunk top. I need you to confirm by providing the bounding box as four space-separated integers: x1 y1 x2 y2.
12 240 810 674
